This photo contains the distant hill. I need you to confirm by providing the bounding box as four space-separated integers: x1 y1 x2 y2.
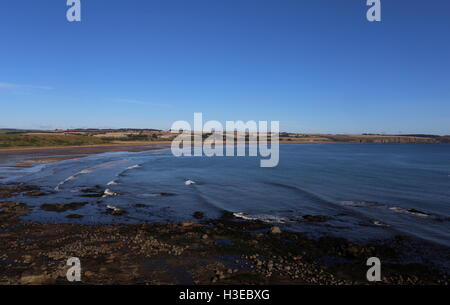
1 129 450 149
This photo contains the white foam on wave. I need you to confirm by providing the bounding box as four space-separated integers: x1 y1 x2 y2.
107 180 118 186
55 170 90 191
103 164 142 186
116 164 142 177
340 201 382 207
55 168 100 192
102 189 119 197
55 175 76 191
126 164 141 170
388 207 430 217
106 205 121 211
372 220 390 227
340 201 431 218
233 212 289 224
185 179 196 185
140 193 161 198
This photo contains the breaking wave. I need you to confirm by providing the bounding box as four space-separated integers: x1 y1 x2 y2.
55 169 93 191
116 164 141 177
102 189 119 197
340 200 433 218
233 212 290 223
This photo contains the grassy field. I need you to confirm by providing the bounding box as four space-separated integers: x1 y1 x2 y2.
0 135 111 148
0 130 448 149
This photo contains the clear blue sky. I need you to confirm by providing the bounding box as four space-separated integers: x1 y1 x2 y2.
1 0 449 134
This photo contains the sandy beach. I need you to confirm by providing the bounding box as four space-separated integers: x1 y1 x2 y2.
0 143 170 166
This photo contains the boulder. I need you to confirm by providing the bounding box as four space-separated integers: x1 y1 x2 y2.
269 226 282 234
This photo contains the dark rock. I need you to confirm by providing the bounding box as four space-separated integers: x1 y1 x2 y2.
111 210 127 216
303 215 330 222
80 186 104 197
193 211 204 219
106 206 127 216
160 192 176 197
81 193 103 198
0 201 29 220
80 186 101 192
41 202 87 212
407 209 429 216
66 214 84 219
220 211 235 221
24 191 47 197
0 184 39 199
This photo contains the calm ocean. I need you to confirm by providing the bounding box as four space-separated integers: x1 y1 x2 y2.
1 144 449 247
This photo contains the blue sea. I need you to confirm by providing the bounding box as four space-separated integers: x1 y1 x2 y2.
1 144 449 247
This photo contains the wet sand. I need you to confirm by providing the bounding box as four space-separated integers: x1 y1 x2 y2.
0 143 170 166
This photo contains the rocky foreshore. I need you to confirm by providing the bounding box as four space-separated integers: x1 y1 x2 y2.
0 183 449 285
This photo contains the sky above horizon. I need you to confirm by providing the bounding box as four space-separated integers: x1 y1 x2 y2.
1 0 449 134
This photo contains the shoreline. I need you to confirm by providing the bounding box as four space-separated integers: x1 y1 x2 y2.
0 142 171 154
1 141 448 171
1 208 449 285
0 183 449 285
1 141 447 162
2 140 448 154
0 143 170 167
